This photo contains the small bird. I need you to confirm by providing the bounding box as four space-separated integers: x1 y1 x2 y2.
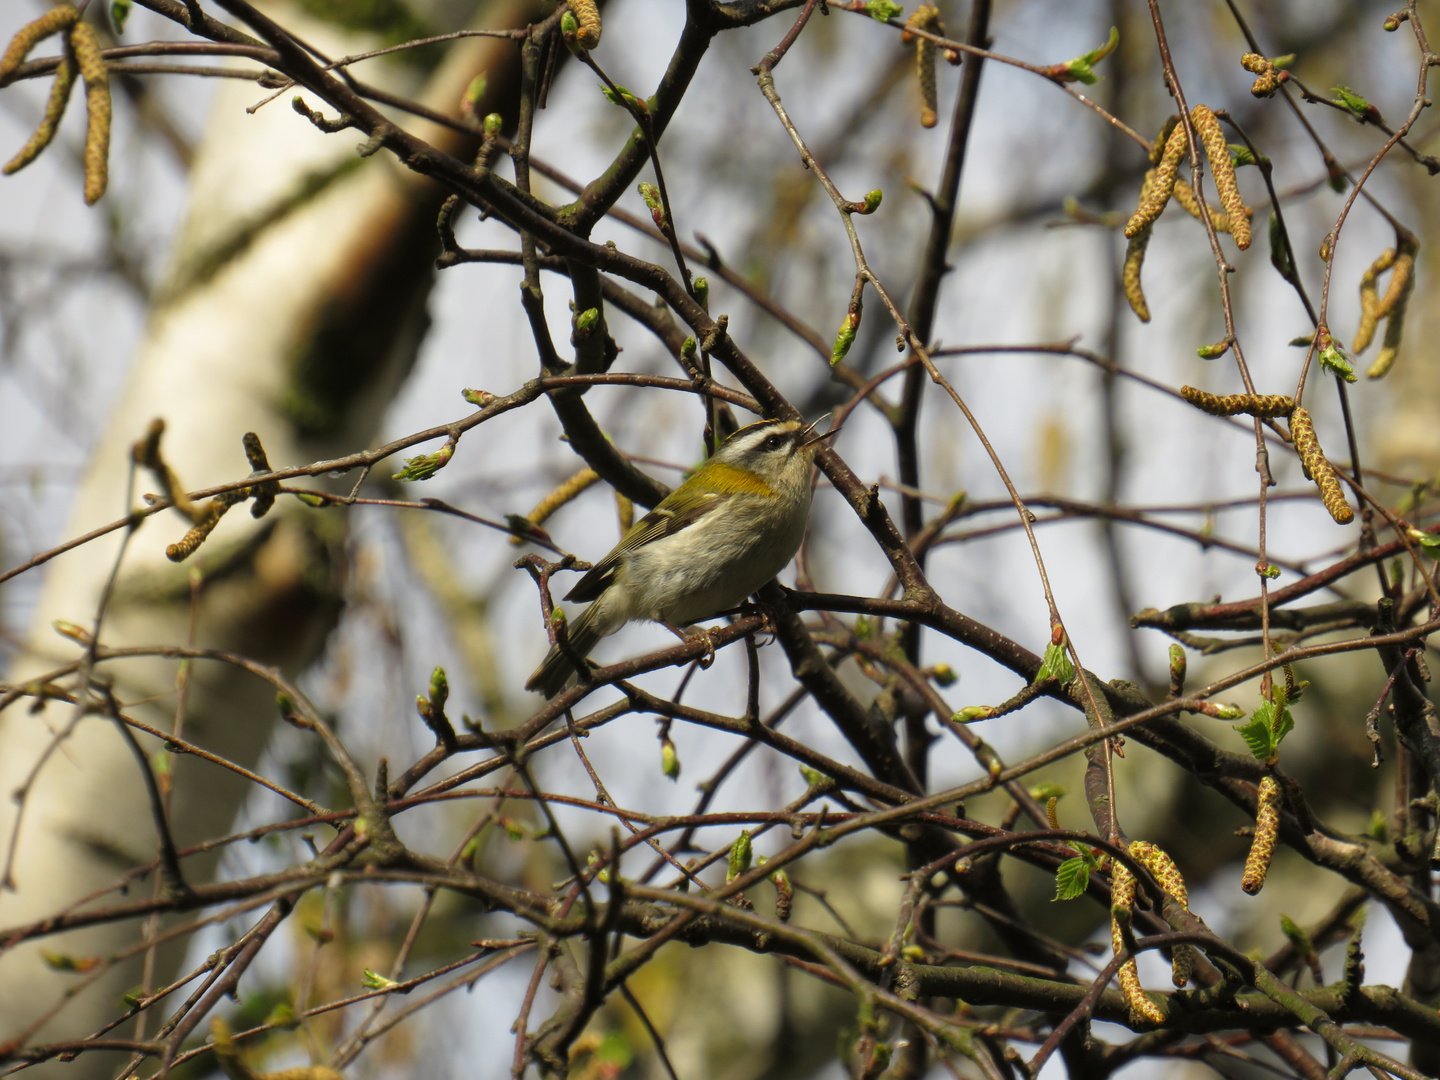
526 417 831 697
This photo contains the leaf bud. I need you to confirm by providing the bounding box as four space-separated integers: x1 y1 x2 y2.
727 830 753 881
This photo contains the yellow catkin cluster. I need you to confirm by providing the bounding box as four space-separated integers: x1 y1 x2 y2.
1240 52 1286 97
1241 775 1281 895
1122 167 1164 321
569 0 601 50
1123 232 1151 322
1129 841 1195 988
1172 179 1251 236
1180 386 1295 418
1126 124 1187 238
0 7 109 203
3 47 75 175
902 7 942 128
1352 248 1396 354
69 21 109 205
510 467 600 545
1189 105 1250 249
0 5 78 83
1288 407 1354 524
166 501 231 562
1110 860 1165 1025
1356 239 1417 379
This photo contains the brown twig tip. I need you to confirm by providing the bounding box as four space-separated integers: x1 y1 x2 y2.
1240 52 1288 97
2 46 77 176
904 6 942 129
510 466 600 546
67 21 110 205
1241 775 1281 895
1179 386 1295 418
1288 408 1354 524
1125 124 1186 238
568 0 601 50
1190 105 1251 249
0 5 78 86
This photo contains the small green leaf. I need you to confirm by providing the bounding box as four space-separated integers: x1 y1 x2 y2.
393 444 453 481
692 277 709 312
1034 640 1075 686
860 188 884 214
601 84 645 113
1258 563 1281 579
1054 856 1091 901
1319 342 1358 383
1229 144 1259 168
866 0 904 21
1332 85 1377 123
1061 26 1119 84
362 968 400 991
111 0 131 33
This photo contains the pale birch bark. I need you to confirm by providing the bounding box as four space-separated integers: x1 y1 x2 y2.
0 0 538 1058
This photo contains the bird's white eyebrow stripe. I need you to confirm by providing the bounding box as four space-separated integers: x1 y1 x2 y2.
727 422 794 455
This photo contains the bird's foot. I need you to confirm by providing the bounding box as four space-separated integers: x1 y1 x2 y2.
661 621 716 669
738 601 781 646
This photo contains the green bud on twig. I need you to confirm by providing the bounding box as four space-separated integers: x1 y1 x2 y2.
573 306 600 338
866 0 904 20
692 277 709 312
831 310 860 366
727 830 753 881
660 736 680 780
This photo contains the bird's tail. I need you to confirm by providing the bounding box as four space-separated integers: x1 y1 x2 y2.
525 604 609 698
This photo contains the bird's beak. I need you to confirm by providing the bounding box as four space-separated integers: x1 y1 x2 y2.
802 418 842 449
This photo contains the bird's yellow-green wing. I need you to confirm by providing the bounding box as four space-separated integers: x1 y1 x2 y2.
563 491 725 603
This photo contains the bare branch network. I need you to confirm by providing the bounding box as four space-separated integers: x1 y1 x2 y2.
2 0 1440 1077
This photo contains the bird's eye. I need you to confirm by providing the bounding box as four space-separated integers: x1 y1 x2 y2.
763 434 786 451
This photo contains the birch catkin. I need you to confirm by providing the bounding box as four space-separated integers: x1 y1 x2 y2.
1190 105 1251 249
1180 386 1294 417
1128 841 1195 988
1126 123 1186 238
510 467 600 545
1288 407 1354 524
1352 248 1396 353
903 7 942 129
568 0 601 50
3 47 76 175
68 21 110 204
1123 231 1151 321
1110 861 1165 1024
1241 776 1281 894
0 6 79 85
